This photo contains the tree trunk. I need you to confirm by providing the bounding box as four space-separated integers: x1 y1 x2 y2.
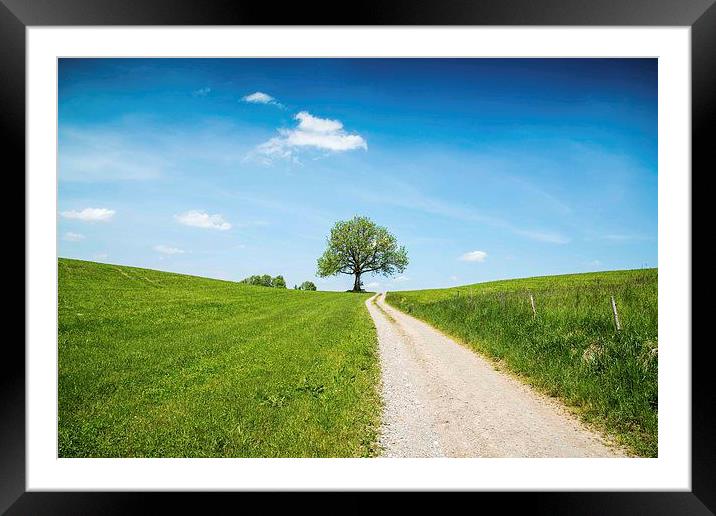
353 272 362 292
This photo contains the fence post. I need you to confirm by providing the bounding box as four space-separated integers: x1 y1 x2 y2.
529 292 537 318
611 295 622 331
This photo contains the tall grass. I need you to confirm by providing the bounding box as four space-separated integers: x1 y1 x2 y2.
386 269 657 456
58 258 381 457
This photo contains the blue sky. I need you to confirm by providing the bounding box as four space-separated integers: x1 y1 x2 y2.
58 58 657 291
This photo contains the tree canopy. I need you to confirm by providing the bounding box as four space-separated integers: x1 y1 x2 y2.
316 215 408 292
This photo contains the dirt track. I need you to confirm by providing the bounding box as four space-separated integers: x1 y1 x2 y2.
366 293 624 458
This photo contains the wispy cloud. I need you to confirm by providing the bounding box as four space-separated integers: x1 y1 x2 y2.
175 210 231 231
193 87 211 97
514 229 570 244
599 233 651 242
365 281 381 289
359 181 569 245
459 250 487 262
234 220 270 229
59 118 259 183
154 244 185 255
59 127 169 182
242 91 282 107
252 111 367 164
222 191 332 228
500 171 573 217
63 232 85 242
93 253 109 261
60 207 115 222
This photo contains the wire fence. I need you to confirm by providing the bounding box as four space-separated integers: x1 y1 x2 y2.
394 274 657 336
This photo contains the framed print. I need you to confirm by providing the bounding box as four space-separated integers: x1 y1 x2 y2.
4 0 711 513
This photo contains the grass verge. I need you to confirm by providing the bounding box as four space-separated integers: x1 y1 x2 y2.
386 269 657 457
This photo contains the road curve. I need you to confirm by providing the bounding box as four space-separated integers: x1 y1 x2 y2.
366 293 625 458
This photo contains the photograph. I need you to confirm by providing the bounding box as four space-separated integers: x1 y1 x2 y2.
57 57 658 459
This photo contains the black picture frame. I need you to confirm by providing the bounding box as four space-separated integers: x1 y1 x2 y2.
3 0 710 513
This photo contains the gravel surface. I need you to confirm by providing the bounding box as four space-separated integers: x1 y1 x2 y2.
367 293 625 458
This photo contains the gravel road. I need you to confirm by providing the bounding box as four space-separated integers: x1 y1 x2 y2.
366 293 625 458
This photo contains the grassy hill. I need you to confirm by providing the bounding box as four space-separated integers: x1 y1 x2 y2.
58 258 380 457
386 269 658 456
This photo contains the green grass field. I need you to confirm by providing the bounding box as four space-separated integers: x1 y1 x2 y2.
58 258 380 457
386 269 658 457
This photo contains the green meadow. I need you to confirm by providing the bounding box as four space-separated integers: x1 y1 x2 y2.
58 258 380 457
386 269 658 457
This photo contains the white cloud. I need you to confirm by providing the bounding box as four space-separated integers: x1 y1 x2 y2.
93 253 108 261
252 111 366 163
154 245 185 255
242 91 281 106
459 250 488 262
295 111 343 133
63 232 85 242
175 210 231 231
365 281 381 289
392 275 410 283
60 207 115 222
193 87 211 97
286 129 366 152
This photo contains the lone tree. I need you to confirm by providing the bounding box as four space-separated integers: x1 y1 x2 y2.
317 216 408 292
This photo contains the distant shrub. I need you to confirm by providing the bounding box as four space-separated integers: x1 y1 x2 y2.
240 275 269 287
300 281 317 291
241 274 286 288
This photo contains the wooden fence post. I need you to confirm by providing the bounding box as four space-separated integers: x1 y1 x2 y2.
529 292 537 318
611 295 622 331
